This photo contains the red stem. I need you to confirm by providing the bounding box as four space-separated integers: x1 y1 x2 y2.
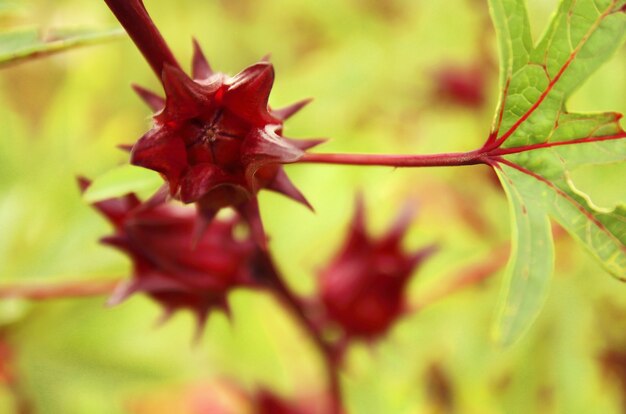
0 279 119 300
103 0 182 78
255 252 343 414
298 149 487 167
298 129 626 168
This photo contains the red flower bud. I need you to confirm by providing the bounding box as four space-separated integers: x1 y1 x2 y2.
319 197 436 339
129 40 322 246
79 178 260 333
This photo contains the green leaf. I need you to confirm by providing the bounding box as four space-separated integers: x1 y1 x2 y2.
0 2 20 17
493 165 554 346
0 26 123 67
83 165 163 203
487 0 626 345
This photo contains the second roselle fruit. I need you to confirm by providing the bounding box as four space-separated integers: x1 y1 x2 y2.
79 178 263 331
318 198 436 339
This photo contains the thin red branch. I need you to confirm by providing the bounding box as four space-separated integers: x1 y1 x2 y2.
297 129 626 169
0 279 119 301
298 149 487 167
254 252 344 414
103 0 182 78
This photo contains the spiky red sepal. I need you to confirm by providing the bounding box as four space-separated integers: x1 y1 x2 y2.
80 178 262 335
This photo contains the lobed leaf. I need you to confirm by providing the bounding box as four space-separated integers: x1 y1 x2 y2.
487 0 626 345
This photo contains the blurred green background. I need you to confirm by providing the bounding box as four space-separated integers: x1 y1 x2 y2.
0 0 625 413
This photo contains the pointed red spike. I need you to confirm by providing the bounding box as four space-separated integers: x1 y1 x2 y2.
106 280 138 307
154 307 175 328
352 193 367 235
236 199 268 250
159 63 203 120
283 137 327 151
100 235 129 250
382 201 417 246
271 98 312 121
267 168 314 211
225 62 276 125
343 193 369 250
259 53 271 63
409 244 439 268
117 143 134 152
191 38 213 80
219 299 233 322
76 176 91 193
192 308 210 345
82 173 141 225
132 83 166 112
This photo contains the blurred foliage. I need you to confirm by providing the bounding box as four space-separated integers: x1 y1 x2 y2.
0 0 625 413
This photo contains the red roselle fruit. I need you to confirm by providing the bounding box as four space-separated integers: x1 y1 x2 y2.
79 178 261 332
104 0 323 247
319 198 437 340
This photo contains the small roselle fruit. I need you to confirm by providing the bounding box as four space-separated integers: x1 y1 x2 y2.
318 197 436 339
104 0 322 246
79 178 260 331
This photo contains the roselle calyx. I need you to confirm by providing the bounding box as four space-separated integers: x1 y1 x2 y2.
79 178 261 332
104 0 322 246
319 198 436 340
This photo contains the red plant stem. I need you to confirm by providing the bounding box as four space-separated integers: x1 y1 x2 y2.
255 252 343 414
298 149 487 167
0 279 119 300
298 130 626 168
103 0 182 78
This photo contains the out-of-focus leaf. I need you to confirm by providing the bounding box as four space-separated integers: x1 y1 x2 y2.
83 164 163 203
487 0 626 346
0 0 21 16
0 26 124 67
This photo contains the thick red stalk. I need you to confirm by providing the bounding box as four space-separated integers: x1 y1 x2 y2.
103 0 182 78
